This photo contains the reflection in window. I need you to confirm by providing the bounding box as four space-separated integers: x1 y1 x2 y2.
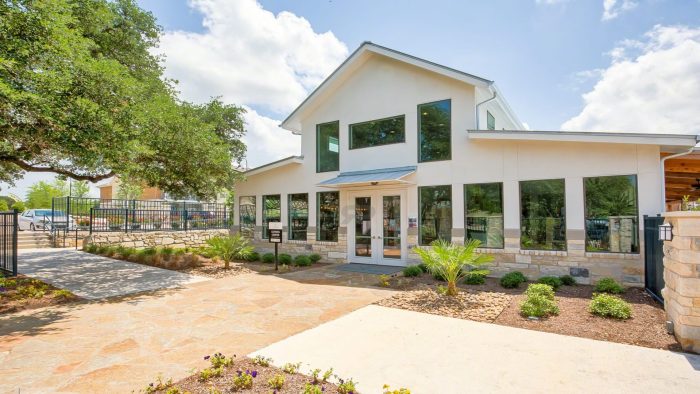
419 185 452 245
487 111 496 130
262 195 281 239
317 191 339 242
239 196 255 238
317 121 339 173
383 195 401 259
465 183 504 248
354 197 372 257
418 100 451 162
350 115 405 149
585 175 638 253
288 193 308 241
520 179 566 251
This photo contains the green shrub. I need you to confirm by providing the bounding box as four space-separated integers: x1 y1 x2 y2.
537 276 563 291
282 362 301 374
206 234 254 269
589 293 632 319
464 269 490 285
142 247 158 256
594 278 625 294
278 253 292 265
293 255 312 266
403 265 423 277
246 251 260 261
261 253 274 263
520 283 559 317
559 274 576 286
418 263 429 273
231 371 253 390
268 374 285 390
500 271 527 288
160 247 174 257
96 245 109 255
84 244 97 253
309 253 322 263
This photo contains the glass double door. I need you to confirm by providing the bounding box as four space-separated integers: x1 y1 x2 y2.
351 190 405 265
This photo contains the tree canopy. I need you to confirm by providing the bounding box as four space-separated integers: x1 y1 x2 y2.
26 179 65 208
0 0 246 199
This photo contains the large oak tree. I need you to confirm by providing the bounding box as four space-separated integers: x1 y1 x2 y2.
0 0 246 199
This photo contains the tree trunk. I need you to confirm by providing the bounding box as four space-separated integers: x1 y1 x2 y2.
447 280 458 296
225 259 230 269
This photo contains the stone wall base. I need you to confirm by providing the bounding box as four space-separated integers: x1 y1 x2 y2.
84 229 230 249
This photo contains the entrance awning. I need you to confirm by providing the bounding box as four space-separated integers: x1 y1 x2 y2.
318 166 416 188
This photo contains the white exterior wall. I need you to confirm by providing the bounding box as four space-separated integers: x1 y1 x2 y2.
233 53 663 285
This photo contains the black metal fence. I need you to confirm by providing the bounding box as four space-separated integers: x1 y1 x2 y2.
0 211 18 276
52 197 231 233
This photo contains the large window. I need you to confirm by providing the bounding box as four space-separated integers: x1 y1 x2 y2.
317 191 339 242
465 183 504 248
349 115 405 149
487 111 496 130
288 193 309 241
520 179 566 251
262 194 281 239
584 175 639 253
239 196 256 237
419 185 452 245
418 99 451 162
317 121 339 173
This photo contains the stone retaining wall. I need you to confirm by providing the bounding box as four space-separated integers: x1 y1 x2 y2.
662 211 700 353
84 229 230 249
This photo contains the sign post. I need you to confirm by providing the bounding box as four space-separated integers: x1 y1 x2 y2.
268 222 283 271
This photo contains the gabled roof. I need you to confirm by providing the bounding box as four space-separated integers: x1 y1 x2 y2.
280 41 520 133
244 156 303 176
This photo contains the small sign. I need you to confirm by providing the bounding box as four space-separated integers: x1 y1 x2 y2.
268 229 282 243
268 222 283 230
408 217 417 228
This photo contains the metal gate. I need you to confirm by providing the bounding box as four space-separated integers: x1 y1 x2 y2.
0 211 18 276
643 215 665 302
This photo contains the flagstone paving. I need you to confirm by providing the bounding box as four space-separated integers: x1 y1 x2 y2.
0 268 391 393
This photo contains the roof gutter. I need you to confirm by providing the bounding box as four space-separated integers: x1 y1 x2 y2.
475 86 497 130
661 144 698 212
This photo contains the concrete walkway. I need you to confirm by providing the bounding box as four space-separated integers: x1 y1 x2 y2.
18 248 207 300
0 271 390 393
252 305 700 394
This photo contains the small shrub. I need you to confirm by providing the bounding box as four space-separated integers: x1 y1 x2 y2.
246 251 260 262
143 247 158 256
268 374 285 390
84 244 97 253
251 355 272 367
309 253 322 263
537 276 563 291
594 277 625 294
209 352 234 369
436 285 449 296
198 366 223 382
589 293 632 319
403 265 423 277
418 263 429 273
322 368 333 382
96 245 109 255
559 275 576 286
383 385 412 394
231 371 253 391
303 383 323 394
500 271 527 288
293 255 312 266
337 377 357 394
378 274 391 287
262 253 275 264
52 289 74 300
278 253 292 265
464 269 490 285
520 283 559 317
282 362 301 374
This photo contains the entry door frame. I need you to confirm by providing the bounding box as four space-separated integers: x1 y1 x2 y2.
347 188 408 266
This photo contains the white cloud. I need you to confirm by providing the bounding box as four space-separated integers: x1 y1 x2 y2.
562 25 700 134
535 0 570 5
602 0 638 21
155 0 348 166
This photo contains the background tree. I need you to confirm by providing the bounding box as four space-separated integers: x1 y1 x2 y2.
25 180 65 208
11 200 25 212
0 0 246 199
0 200 8 211
116 178 144 200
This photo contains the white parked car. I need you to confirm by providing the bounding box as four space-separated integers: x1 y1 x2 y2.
18 209 75 231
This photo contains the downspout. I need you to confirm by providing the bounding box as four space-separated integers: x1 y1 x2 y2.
475 87 497 130
660 145 697 212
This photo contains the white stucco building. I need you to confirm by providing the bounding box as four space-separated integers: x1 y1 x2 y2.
233 42 698 286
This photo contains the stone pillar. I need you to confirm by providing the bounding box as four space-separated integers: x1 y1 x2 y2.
662 211 700 353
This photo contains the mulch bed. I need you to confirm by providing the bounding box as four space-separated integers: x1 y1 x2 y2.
149 356 345 394
375 274 680 351
0 275 79 315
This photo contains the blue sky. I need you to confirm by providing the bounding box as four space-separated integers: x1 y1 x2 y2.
3 0 700 198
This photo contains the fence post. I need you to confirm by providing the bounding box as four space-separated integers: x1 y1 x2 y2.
184 208 188 232
12 211 18 276
66 197 71 229
124 208 129 233
89 208 93 235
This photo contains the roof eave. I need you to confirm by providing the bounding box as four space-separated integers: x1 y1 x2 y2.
467 130 700 148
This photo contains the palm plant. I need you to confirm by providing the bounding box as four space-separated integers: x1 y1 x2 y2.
413 239 493 296
205 233 254 269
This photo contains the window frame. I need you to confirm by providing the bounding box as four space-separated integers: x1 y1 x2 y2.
464 182 504 249
418 184 453 246
316 191 340 242
583 174 640 254
261 194 281 240
518 178 567 251
287 193 309 241
316 120 340 173
486 110 496 130
238 196 256 238
348 114 406 150
417 99 452 163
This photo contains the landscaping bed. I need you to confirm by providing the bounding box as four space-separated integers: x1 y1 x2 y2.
375 272 679 351
0 274 78 315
